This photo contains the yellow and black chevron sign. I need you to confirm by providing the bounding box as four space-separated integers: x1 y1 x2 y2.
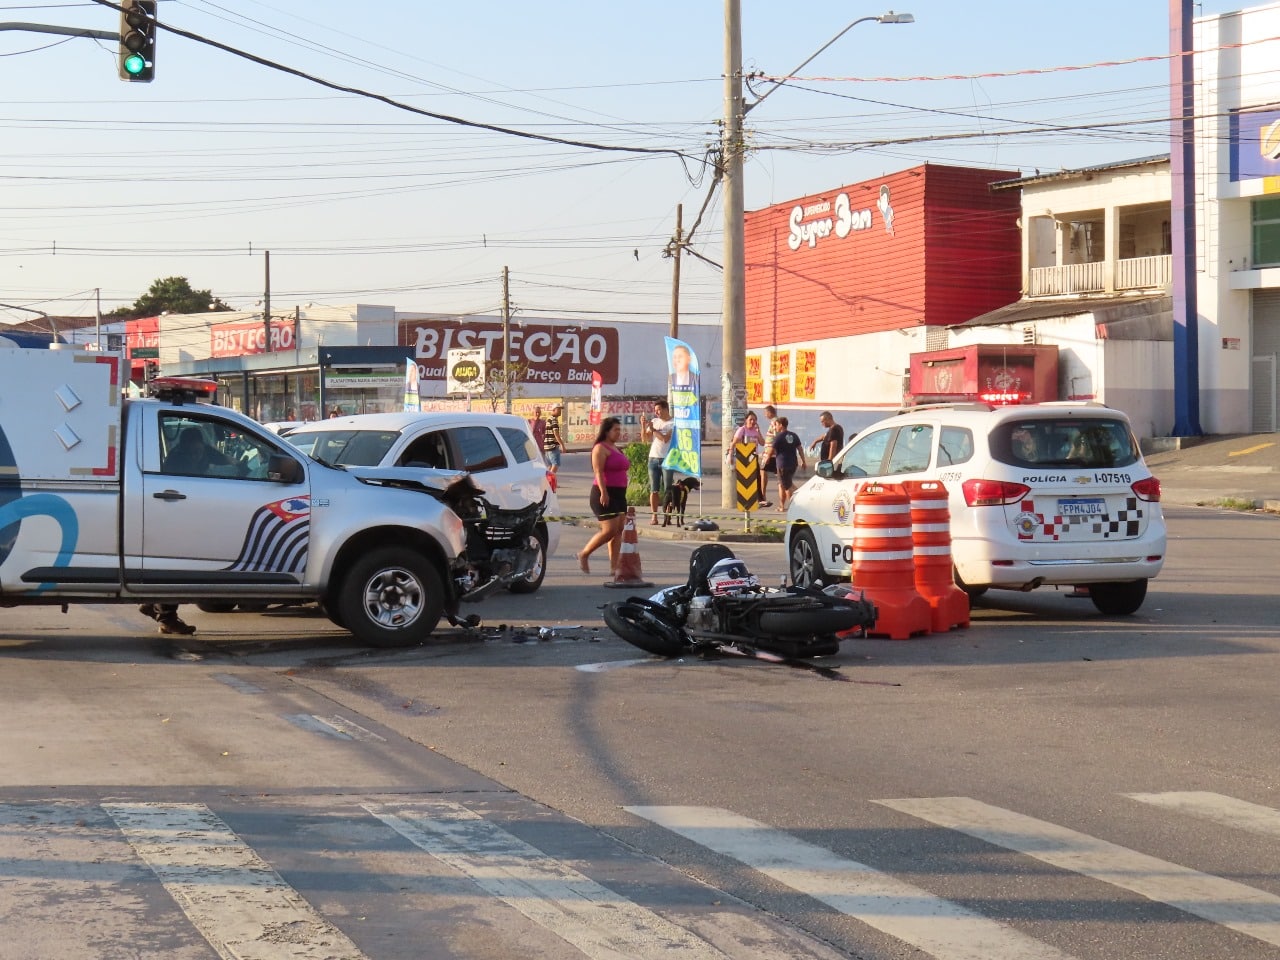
734 442 760 512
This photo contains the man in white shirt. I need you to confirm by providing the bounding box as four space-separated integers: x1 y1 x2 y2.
641 399 674 525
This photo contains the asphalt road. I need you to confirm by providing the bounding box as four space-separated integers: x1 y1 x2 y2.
2 502 1278 960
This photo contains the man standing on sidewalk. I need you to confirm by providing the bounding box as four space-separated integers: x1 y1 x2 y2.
543 403 566 479
642 399 673 525
810 411 845 462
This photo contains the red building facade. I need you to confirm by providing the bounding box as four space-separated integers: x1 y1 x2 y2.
744 164 1022 348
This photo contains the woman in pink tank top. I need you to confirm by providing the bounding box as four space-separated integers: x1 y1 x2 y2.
578 417 631 578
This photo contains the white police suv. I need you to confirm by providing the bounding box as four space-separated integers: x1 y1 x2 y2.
785 402 1166 615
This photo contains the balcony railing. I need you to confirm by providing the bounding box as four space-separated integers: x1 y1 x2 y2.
1029 255 1172 297
1029 261 1105 296
1116 254 1172 290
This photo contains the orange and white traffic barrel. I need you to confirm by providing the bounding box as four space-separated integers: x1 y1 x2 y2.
902 479 969 631
851 482 932 639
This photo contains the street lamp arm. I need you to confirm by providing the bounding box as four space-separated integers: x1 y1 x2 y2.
0 301 57 338
745 11 914 114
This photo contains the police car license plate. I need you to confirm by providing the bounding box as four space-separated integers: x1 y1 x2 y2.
1058 497 1106 516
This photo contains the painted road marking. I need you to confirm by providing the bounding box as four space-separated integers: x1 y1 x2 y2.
103 801 368 960
366 800 735 960
283 713 386 742
625 805 1075 960
1229 442 1275 457
877 796 1280 948
1126 791 1280 838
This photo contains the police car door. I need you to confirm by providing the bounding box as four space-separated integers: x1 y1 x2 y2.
132 408 309 592
822 427 895 577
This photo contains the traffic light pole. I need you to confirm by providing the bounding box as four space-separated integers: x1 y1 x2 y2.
0 22 118 41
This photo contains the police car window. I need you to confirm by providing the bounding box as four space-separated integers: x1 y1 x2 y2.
938 426 974 466
838 428 892 478
498 426 538 464
886 424 933 474
159 414 281 480
993 418 1138 469
452 426 508 472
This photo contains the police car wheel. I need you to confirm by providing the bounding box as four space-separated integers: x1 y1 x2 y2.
788 528 822 588
507 524 548 595
953 566 988 599
1088 579 1147 616
340 547 444 647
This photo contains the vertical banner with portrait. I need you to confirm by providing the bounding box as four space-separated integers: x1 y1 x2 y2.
403 359 421 412
589 370 603 425
662 336 702 478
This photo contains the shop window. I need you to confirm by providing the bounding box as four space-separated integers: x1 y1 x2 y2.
1253 197 1280 268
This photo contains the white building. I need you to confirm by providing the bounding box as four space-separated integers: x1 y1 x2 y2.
1194 0 1280 432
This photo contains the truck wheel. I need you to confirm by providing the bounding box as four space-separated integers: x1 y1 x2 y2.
338 547 444 648
1088 579 1147 616
788 528 822 588
506 525 548 595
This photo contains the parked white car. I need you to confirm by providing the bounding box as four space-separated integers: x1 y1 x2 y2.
785 402 1166 615
288 412 559 592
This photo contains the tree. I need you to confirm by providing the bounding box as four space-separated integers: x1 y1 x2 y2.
109 277 233 318
482 359 530 413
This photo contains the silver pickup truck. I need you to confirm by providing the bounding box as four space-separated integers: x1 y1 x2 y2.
0 346 529 647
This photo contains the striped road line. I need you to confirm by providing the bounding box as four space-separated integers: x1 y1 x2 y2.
624 805 1075 960
365 800 740 960
877 796 1280 948
1126 791 1280 839
103 801 368 960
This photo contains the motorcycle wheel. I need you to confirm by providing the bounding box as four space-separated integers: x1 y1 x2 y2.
758 604 865 638
603 601 688 657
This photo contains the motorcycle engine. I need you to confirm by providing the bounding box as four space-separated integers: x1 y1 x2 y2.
687 595 718 632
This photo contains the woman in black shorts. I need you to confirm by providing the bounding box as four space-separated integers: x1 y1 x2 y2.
578 417 631 578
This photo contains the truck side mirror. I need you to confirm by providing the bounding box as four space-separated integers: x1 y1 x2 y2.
267 454 305 484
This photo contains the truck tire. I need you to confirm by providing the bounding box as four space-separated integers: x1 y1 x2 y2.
506 524 548 595
338 547 444 648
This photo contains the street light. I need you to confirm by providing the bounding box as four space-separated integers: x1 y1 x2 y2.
719 5 913 508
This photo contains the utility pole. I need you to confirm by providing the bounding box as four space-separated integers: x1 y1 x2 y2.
95 287 102 351
669 203 683 339
262 250 272 353
501 266 512 413
721 0 747 509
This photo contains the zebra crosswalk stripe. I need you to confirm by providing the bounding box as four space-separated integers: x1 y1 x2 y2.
364 800 733 960
877 796 1280 948
624 804 1075 960
1125 791 1280 839
103 801 369 960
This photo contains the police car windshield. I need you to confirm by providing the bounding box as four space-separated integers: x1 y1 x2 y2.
993 418 1139 469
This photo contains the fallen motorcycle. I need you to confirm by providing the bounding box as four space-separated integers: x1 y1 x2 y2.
603 544 876 661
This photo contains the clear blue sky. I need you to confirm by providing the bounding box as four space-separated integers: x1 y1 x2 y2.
0 0 1254 325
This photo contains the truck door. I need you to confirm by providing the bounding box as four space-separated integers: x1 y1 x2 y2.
131 409 310 590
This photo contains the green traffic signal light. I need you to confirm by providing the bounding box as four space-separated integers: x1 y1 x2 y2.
122 52 147 76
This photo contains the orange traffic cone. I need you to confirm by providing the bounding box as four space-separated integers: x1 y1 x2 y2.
605 507 653 588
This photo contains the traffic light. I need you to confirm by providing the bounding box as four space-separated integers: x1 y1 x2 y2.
118 0 157 82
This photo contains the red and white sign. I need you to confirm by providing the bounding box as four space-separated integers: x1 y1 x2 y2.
210 319 296 358
589 370 603 425
400 319 619 385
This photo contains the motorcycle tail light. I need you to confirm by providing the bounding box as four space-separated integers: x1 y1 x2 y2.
1131 476 1161 502
962 478 1030 506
